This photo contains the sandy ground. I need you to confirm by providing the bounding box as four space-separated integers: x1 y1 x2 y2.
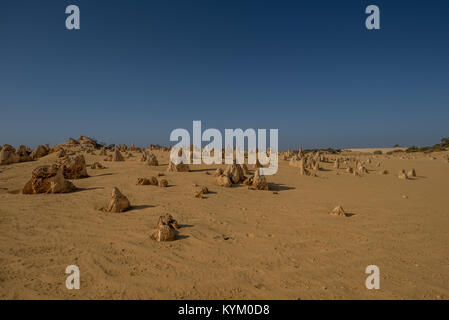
0 149 448 300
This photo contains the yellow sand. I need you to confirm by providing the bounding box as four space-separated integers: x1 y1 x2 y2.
0 150 448 299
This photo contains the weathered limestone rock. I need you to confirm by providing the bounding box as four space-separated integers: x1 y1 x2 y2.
194 185 209 198
398 169 408 180
146 153 159 166
0 145 19 165
216 175 232 187
158 179 168 187
137 178 151 185
59 155 88 179
30 145 49 160
103 187 131 213
245 169 269 190
91 162 104 169
151 214 180 242
330 205 346 217
150 176 159 186
167 161 190 172
113 149 125 161
333 159 339 169
223 164 246 184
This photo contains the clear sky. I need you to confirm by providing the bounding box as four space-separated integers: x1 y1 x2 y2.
1 0 448 149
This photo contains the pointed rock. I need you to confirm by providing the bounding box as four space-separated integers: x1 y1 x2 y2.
113 149 125 161
330 205 346 217
103 187 131 213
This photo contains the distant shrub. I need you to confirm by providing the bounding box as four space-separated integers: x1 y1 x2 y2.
406 144 445 153
304 148 341 154
387 149 404 155
373 150 383 155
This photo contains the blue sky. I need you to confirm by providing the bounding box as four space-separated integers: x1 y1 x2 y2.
1 0 448 149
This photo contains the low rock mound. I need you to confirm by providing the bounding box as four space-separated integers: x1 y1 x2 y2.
167 161 190 172
150 176 159 185
136 176 160 186
146 153 159 166
398 169 408 179
289 157 300 168
22 165 76 194
244 169 269 190
91 162 104 169
137 178 151 185
152 214 179 242
30 145 50 160
194 184 209 198
158 179 168 187
216 175 232 187
0 145 19 165
16 145 32 162
224 164 246 184
330 205 347 217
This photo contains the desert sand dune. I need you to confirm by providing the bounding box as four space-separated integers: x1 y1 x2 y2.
0 147 448 299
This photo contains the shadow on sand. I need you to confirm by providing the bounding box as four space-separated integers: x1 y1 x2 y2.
72 187 105 193
269 183 295 192
131 204 154 211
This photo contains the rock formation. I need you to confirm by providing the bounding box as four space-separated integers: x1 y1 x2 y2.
330 205 347 217
57 148 66 158
137 178 151 185
103 187 131 213
398 169 408 179
150 176 159 186
58 155 88 179
194 185 209 198
0 145 19 165
146 153 159 166
223 164 246 184
216 175 232 187
167 161 190 172
30 145 49 160
152 214 179 242
91 162 104 169
244 169 269 190
22 165 76 194
299 159 310 176
158 179 168 187
113 149 125 162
